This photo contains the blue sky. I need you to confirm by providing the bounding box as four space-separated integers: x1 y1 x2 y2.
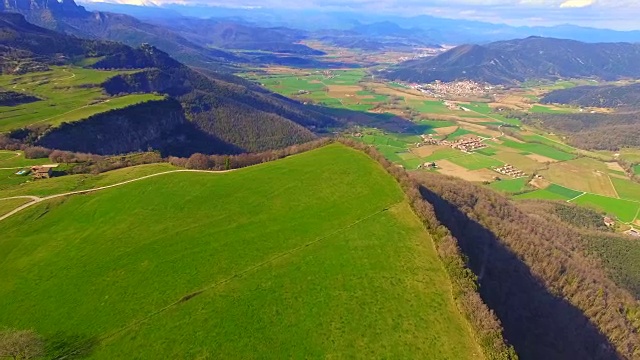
89 0 640 30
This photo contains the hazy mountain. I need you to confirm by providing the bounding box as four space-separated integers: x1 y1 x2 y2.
385 37 640 84
1 0 241 72
80 3 640 44
146 17 324 55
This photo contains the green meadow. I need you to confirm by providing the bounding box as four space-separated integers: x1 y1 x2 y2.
449 153 504 170
490 178 529 193
571 193 639 223
0 144 480 359
500 140 575 161
0 66 164 132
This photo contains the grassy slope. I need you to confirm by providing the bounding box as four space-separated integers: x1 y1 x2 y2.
0 163 178 198
0 67 164 132
0 197 30 216
0 144 480 359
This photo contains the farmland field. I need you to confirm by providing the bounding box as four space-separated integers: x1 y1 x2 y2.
571 193 639 223
0 144 480 358
514 184 583 201
449 153 504 170
540 159 618 197
490 178 529 193
500 140 575 161
0 66 164 132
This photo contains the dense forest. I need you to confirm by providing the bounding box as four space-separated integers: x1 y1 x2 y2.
541 83 640 109
412 172 640 359
523 111 640 151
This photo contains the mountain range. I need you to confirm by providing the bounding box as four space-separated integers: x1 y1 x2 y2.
81 2 640 44
1 0 241 72
0 12 336 156
385 37 640 85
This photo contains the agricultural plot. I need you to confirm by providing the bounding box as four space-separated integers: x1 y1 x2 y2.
611 177 640 202
0 67 164 132
449 153 504 171
0 144 480 359
490 177 529 193
530 105 574 114
422 148 464 162
521 134 576 153
540 159 618 198
514 184 583 201
500 140 576 161
571 194 640 223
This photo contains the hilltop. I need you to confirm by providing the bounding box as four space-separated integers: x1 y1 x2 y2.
0 144 483 359
385 37 640 85
541 83 640 108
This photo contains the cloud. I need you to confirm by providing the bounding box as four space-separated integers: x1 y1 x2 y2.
560 0 595 8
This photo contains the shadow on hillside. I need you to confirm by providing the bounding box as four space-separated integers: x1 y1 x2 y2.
321 107 425 134
419 185 620 360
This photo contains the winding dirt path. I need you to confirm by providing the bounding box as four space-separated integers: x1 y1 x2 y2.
0 169 234 222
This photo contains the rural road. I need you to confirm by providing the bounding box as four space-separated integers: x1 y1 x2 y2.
0 169 234 223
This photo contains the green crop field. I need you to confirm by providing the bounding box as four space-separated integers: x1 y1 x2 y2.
571 193 639 223
490 178 529 193
530 105 574 114
0 67 164 132
423 148 463 162
408 100 450 114
521 134 575 153
0 144 480 359
514 184 583 201
449 153 503 170
500 140 576 161
611 177 640 202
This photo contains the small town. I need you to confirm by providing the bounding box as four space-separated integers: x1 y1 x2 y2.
419 134 487 153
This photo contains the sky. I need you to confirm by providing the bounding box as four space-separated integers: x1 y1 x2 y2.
91 0 640 30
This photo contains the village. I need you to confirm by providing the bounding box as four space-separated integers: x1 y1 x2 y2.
418 134 487 153
405 80 494 98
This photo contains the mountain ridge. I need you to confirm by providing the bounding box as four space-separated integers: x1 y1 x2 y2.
385 37 640 84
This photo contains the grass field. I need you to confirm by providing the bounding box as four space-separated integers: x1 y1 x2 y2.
514 184 583 201
540 159 618 197
571 194 639 223
0 197 30 217
0 67 164 132
449 153 503 170
611 177 640 202
0 163 178 198
500 140 575 161
0 144 480 359
490 178 529 193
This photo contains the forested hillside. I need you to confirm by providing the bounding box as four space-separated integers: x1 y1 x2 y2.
413 172 640 359
522 111 640 151
0 14 336 155
541 83 640 108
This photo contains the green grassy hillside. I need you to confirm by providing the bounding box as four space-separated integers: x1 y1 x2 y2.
0 144 480 359
0 67 164 132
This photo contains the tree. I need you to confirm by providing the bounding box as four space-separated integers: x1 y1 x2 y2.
0 329 44 360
